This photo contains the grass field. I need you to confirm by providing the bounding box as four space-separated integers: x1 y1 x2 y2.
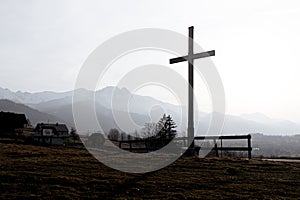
0 140 299 199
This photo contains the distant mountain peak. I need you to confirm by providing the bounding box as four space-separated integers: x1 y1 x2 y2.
241 112 271 118
240 112 282 124
2 86 300 135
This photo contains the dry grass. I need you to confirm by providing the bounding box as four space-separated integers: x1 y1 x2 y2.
0 140 299 199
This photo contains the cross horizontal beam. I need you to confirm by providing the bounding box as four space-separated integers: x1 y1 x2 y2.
169 50 215 64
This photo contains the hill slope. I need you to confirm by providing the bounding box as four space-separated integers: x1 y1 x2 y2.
0 99 67 126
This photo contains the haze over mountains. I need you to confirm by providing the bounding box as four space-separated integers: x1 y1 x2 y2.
0 99 65 125
0 86 300 135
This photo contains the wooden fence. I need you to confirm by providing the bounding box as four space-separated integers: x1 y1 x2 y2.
187 134 252 159
117 134 252 159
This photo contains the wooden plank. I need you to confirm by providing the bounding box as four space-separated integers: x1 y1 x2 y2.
192 50 215 60
169 50 215 64
194 134 251 140
196 147 252 151
175 135 250 141
169 55 188 64
121 148 149 153
215 147 252 151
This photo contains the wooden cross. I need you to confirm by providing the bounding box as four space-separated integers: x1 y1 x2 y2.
169 26 215 150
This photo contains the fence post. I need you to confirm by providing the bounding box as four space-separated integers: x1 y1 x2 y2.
220 138 223 158
145 140 149 152
247 134 252 159
129 141 132 152
214 139 219 157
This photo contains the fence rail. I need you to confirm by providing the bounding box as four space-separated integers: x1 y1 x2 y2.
117 134 252 159
193 134 252 159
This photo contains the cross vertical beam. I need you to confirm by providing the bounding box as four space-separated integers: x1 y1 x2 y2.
169 26 215 153
188 26 195 149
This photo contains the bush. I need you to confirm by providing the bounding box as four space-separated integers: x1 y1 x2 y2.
85 133 105 148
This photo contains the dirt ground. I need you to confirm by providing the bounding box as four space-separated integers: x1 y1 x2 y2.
0 141 299 199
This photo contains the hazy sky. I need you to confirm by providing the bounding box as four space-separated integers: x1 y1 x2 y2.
1 0 300 122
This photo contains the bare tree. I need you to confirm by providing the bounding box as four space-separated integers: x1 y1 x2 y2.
70 127 79 144
141 122 156 138
108 128 120 141
120 131 127 141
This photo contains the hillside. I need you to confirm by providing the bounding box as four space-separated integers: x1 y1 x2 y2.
46 100 149 133
0 141 299 199
0 99 66 126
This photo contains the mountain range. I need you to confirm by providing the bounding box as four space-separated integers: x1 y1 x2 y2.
0 86 300 135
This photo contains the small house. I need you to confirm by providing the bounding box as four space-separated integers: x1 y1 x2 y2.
34 123 69 145
0 111 28 134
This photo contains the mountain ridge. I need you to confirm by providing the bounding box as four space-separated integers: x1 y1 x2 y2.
1 86 300 135
0 99 67 126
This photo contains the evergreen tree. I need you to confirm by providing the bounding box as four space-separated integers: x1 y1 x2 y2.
164 115 177 139
141 114 177 149
155 114 177 139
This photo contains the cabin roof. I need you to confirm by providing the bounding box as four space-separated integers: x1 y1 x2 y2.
0 111 27 125
36 123 69 132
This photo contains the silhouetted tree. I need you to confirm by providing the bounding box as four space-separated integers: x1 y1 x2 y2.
127 134 132 141
143 114 177 149
133 130 140 139
164 115 177 139
120 131 127 141
108 128 120 141
142 122 156 138
70 127 79 144
155 114 177 139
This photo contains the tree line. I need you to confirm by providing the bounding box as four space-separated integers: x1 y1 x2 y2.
107 114 177 141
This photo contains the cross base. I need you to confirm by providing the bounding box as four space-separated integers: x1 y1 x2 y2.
187 126 195 148
183 146 197 156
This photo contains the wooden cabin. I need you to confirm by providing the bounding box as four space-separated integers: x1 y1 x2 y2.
34 123 69 145
0 111 28 134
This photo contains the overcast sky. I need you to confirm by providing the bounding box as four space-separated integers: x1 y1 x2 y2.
1 0 300 122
